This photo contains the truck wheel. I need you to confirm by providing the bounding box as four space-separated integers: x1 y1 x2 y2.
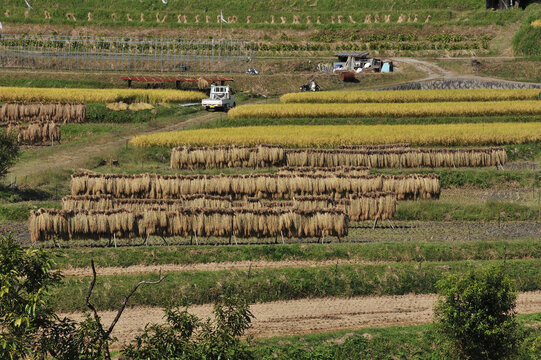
205 107 210 111
232 102 236 108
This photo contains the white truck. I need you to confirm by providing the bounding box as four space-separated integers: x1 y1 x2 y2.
202 85 236 112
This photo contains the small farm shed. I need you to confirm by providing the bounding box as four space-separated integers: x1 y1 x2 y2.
333 52 370 71
485 0 515 9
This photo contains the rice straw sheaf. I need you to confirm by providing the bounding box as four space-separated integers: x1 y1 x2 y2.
0 103 85 124
284 148 506 168
242 192 396 221
338 143 411 150
29 207 348 242
6 122 61 145
62 194 232 211
277 166 370 176
71 172 440 200
170 145 285 169
171 145 505 169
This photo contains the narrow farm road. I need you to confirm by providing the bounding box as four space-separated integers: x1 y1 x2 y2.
62 291 541 348
8 109 222 180
392 57 541 85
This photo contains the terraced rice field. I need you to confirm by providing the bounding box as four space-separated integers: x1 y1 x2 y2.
6 73 540 358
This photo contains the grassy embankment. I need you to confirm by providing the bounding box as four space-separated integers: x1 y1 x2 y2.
51 259 541 311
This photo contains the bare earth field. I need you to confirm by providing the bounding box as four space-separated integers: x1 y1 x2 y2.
62 291 541 347
4 220 540 247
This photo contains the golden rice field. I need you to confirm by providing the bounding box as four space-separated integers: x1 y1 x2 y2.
280 89 541 104
0 87 205 104
228 101 541 119
131 122 541 148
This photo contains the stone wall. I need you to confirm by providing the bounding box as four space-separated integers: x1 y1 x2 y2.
380 79 541 91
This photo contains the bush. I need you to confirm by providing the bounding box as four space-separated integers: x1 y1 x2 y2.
0 234 61 359
434 266 525 360
0 130 19 179
512 5 541 56
122 293 254 360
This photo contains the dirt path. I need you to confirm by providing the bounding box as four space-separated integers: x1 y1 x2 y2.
8 109 221 180
392 57 541 85
61 259 392 277
62 291 541 347
392 58 454 81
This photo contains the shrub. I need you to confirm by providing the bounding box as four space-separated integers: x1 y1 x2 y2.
434 266 525 360
0 234 61 359
0 130 19 179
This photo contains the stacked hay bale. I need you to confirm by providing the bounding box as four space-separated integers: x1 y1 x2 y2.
0 103 85 124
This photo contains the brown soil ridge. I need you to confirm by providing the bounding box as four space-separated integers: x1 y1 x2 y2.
61 291 541 348
61 259 391 277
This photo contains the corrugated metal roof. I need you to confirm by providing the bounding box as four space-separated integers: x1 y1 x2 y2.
334 52 369 58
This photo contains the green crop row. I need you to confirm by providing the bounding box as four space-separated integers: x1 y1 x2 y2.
248 41 488 52
51 259 541 311
52 239 541 269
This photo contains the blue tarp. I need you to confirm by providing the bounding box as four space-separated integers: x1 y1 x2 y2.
381 62 392 73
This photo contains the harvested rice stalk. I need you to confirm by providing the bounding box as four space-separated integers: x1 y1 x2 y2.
6 122 61 145
170 145 285 169
277 166 370 176
62 194 232 211
0 103 85 124
285 148 506 168
29 207 348 242
71 172 439 200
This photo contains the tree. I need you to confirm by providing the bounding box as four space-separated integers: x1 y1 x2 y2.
123 293 255 360
36 260 166 360
0 234 61 359
0 234 166 360
0 130 19 179
434 266 525 360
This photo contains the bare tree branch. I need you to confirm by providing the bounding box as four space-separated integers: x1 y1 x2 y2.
85 259 166 359
106 269 167 336
86 260 104 329
86 259 110 360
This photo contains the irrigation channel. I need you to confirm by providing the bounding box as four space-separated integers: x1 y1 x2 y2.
0 34 251 73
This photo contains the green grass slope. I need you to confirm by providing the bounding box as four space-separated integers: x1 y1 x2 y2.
513 4 541 56
0 0 524 28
